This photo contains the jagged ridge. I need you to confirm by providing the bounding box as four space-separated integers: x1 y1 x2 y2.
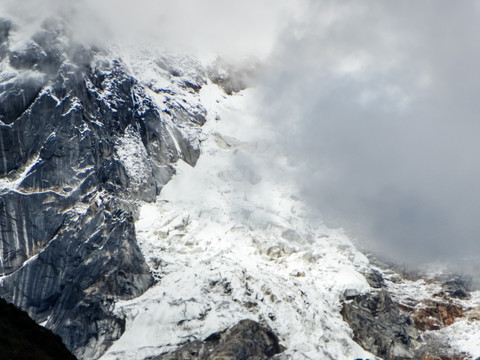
0 16 206 359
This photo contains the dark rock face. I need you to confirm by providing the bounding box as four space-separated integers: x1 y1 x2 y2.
341 288 420 360
0 296 77 360
0 17 205 359
441 275 471 299
0 191 69 275
0 199 154 358
151 320 283 360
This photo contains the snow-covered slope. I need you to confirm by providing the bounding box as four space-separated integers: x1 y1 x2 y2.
2 13 480 360
100 83 375 360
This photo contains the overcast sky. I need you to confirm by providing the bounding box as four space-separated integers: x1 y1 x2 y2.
1 0 298 58
3 0 480 269
260 1 480 268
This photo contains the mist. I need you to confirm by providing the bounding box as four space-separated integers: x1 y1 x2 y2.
3 0 480 269
0 0 297 60
260 0 480 267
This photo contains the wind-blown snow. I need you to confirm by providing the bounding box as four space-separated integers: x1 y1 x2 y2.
100 84 374 360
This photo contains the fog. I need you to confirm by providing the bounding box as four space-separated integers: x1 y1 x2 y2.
1 0 298 59
260 1 480 267
3 0 480 268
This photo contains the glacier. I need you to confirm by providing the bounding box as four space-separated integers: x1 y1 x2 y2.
100 84 374 360
0 10 480 360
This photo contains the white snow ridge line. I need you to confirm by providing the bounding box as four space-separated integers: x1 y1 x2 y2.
0 153 41 193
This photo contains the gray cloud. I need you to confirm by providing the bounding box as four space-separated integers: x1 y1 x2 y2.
261 0 480 267
4 0 480 270
1 0 296 60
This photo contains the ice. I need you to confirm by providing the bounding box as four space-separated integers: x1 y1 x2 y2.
100 84 374 360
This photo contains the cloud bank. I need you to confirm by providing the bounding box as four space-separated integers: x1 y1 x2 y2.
1 0 297 59
261 0 480 266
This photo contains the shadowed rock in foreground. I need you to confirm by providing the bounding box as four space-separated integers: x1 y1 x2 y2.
150 320 284 360
0 297 77 360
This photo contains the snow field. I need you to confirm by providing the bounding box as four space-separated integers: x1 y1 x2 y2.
101 83 375 360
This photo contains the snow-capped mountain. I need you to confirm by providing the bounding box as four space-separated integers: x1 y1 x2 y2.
99 81 376 360
0 12 480 360
0 15 205 359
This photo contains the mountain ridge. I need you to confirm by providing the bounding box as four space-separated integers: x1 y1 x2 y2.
0 13 480 360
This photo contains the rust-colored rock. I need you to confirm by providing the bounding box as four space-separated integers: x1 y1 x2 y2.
413 300 464 331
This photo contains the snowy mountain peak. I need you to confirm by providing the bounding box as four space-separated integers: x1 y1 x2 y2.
0 9 480 360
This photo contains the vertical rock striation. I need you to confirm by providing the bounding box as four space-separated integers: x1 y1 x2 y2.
0 17 206 359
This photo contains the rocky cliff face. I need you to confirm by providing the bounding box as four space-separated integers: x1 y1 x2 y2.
0 16 206 359
342 264 478 360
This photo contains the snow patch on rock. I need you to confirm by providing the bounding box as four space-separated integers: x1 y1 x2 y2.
115 124 152 193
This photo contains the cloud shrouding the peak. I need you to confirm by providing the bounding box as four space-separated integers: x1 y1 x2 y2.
3 0 480 270
260 0 480 267
1 0 299 59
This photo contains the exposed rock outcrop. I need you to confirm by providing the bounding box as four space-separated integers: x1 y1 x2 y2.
341 285 420 359
342 266 474 360
412 299 464 331
150 320 283 360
